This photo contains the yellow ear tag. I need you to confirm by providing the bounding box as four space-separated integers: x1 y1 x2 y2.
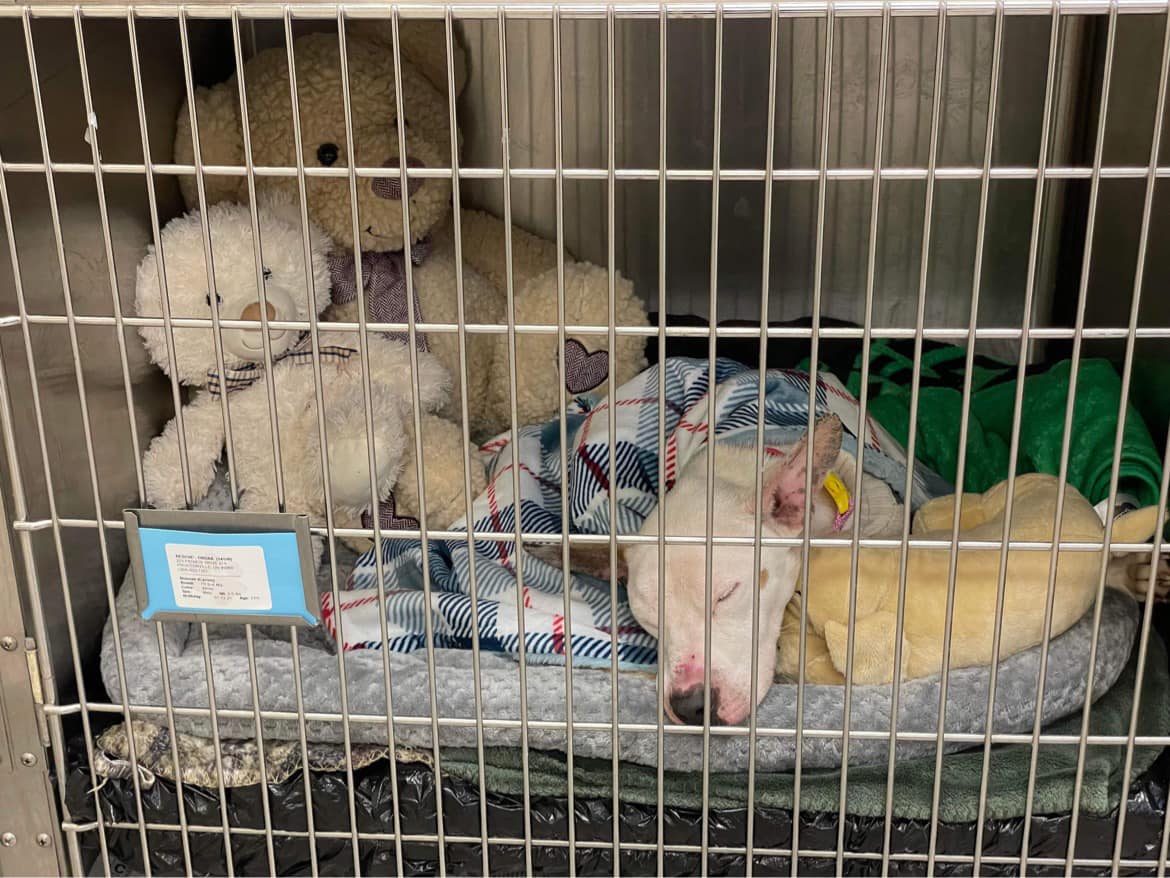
823 471 853 531
823 471 850 514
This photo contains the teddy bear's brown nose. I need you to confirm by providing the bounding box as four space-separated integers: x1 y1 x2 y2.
240 301 277 322
372 157 425 200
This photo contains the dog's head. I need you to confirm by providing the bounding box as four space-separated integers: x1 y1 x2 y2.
624 414 844 726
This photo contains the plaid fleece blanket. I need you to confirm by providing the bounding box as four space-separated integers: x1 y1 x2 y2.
324 358 948 668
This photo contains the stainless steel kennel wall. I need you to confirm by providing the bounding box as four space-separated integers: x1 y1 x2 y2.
0 0 1169 875
460 10 1080 344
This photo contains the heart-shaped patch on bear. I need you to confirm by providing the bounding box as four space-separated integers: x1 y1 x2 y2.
563 339 609 395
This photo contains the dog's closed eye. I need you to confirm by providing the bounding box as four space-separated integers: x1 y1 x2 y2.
716 582 741 604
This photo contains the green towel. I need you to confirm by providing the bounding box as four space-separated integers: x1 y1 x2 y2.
438 631 1169 823
833 340 1163 509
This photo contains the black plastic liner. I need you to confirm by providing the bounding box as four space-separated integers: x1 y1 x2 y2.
65 739 1170 877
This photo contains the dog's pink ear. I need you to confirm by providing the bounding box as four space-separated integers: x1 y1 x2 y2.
762 414 844 530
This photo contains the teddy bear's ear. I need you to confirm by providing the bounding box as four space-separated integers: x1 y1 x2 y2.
255 191 334 254
254 190 304 230
353 18 469 99
174 80 247 210
400 18 469 98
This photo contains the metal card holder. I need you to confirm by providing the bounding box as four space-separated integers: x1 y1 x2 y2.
124 508 319 627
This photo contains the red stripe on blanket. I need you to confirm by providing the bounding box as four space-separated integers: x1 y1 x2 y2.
674 417 709 435
480 438 510 454
486 477 509 564
552 614 565 654
579 448 611 491
337 594 382 611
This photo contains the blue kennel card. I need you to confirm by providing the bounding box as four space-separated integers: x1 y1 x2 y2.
125 510 318 626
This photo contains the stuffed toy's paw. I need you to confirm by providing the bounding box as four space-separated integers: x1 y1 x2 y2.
823 612 911 685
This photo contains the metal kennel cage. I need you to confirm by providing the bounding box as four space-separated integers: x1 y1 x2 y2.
0 0 1169 875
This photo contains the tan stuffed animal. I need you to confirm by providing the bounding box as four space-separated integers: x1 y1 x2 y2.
777 473 1161 685
173 21 647 445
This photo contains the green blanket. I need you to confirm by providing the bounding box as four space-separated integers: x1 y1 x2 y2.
824 340 1164 509
439 631 1168 823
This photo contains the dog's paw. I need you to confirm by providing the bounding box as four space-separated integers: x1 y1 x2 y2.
525 539 627 582
1124 554 1170 602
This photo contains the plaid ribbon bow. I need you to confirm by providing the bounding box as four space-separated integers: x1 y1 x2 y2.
328 241 431 352
360 492 420 532
207 333 356 397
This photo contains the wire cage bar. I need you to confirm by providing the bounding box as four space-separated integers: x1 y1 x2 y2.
1 0 1170 876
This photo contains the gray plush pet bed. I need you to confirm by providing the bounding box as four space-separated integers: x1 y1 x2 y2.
102 542 1138 774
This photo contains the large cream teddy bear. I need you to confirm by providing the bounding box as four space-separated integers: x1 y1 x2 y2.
136 198 482 559
173 21 648 442
777 473 1163 685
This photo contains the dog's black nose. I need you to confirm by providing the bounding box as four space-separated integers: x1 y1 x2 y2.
669 686 721 726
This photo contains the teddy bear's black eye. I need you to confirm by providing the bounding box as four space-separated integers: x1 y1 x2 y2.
316 143 340 166
262 267 272 281
205 293 223 307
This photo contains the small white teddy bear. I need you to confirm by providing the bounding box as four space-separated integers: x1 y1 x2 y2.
135 198 456 561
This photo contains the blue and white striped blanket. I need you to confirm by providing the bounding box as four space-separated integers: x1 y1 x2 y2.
324 358 947 668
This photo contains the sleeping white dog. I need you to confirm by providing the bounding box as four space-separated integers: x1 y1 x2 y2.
537 414 889 725
621 414 861 725
540 410 1167 726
